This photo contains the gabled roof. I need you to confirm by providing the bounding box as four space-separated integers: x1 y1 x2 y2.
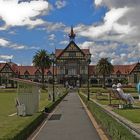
18 66 40 75
0 62 19 74
0 63 5 70
55 49 63 57
57 41 85 58
56 41 90 59
8 62 19 74
46 66 57 75
0 62 139 76
89 63 138 75
113 63 138 74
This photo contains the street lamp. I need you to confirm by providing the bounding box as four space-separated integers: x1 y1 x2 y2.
51 52 56 102
87 53 91 101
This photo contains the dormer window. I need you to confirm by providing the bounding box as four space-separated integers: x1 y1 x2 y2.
24 71 29 79
116 70 121 77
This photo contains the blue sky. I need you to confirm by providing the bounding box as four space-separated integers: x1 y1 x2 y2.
0 0 139 65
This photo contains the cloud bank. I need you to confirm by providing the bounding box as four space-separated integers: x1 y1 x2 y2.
75 0 140 64
0 0 49 29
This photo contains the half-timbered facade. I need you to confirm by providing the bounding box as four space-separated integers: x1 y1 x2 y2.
55 27 90 87
0 28 139 88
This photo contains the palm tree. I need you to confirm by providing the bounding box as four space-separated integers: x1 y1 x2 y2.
96 58 114 88
33 49 51 86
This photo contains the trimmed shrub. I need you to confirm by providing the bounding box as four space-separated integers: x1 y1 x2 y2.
79 93 139 140
45 91 68 113
3 90 68 140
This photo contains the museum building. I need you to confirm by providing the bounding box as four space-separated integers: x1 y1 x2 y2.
0 27 140 87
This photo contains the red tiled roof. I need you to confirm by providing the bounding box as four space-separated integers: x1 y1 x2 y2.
55 49 63 57
0 63 5 70
89 63 138 75
113 63 137 74
18 66 39 75
46 66 57 75
7 62 19 74
0 62 138 76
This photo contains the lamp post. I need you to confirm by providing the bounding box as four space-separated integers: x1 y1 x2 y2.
87 53 91 101
51 52 56 102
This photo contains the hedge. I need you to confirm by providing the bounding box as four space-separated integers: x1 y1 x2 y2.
2 90 68 140
45 90 68 113
4 113 45 140
79 93 139 140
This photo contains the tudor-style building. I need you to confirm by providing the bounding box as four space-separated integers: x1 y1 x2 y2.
55 27 91 87
0 27 140 88
0 62 55 88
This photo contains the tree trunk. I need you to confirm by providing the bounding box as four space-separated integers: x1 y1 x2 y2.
41 68 45 87
103 74 106 88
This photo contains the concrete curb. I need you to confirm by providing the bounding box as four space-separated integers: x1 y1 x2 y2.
81 93 140 139
78 94 109 140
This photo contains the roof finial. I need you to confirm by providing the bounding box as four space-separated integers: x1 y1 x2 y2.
69 26 76 41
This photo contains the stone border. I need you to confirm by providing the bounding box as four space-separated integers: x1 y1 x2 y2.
81 93 140 139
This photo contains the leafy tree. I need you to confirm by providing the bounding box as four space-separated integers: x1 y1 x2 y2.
33 49 51 86
96 58 114 88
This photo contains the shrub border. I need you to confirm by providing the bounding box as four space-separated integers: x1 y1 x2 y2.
79 92 139 140
3 91 68 140
44 91 68 113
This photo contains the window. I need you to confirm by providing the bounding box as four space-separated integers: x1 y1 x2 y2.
134 74 137 83
69 52 76 57
68 68 76 75
24 71 29 79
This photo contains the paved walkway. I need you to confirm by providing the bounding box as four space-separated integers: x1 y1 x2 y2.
30 92 101 140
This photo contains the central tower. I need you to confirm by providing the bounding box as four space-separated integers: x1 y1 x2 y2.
55 27 90 87
69 26 76 41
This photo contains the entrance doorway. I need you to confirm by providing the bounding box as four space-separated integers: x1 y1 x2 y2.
68 78 76 87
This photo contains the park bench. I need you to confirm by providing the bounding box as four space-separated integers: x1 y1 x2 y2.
108 89 128 107
95 92 110 101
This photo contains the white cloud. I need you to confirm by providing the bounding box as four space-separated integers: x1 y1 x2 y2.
10 44 26 50
91 0 140 45
46 22 65 31
94 0 102 6
59 40 69 45
0 55 13 60
76 7 130 39
48 34 56 41
0 38 10 46
0 60 6 63
0 38 38 50
0 0 49 29
72 0 140 64
38 21 66 32
78 40 139 65
55 0 67 9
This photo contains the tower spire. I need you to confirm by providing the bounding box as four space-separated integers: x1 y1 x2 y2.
69 26 76 41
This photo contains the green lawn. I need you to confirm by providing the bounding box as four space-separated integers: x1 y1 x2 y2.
114 109 140 123
80 87 138 94
87 89 140 123
0 88 50 138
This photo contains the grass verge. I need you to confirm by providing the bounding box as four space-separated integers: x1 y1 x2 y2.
79 92 139 140
0 88 68 139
